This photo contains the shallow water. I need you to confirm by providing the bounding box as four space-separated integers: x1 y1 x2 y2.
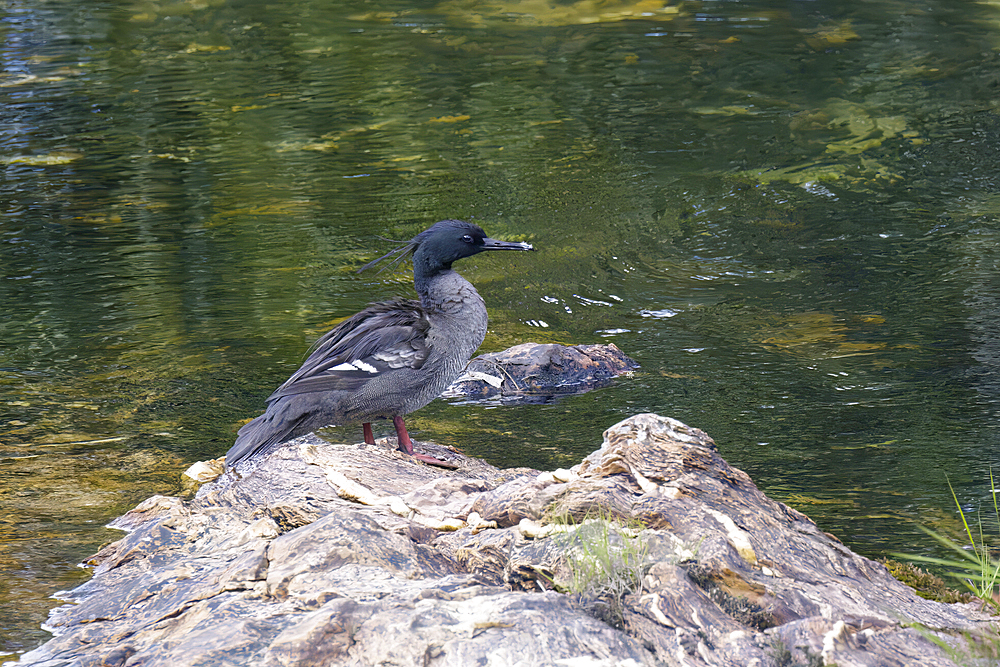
4 0 1000 654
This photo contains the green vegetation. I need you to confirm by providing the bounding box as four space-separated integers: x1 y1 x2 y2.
879 558 975 605
888 472 1000 665
892 472 1000 613
550 509 650 629
907 622 1000 666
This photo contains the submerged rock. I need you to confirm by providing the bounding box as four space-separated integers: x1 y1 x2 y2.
11 414 993 667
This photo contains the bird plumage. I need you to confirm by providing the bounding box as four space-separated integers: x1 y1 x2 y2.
225 219 534 469
270 300 431 399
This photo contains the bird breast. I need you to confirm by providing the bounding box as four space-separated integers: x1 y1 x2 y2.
421 271 489 359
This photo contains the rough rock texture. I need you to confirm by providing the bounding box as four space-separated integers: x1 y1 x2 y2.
11 414 994 667
443 342 638 402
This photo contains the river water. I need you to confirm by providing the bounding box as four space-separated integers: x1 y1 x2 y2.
4 0 1000 655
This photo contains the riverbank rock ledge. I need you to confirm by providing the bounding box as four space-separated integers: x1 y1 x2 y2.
15 414 992 667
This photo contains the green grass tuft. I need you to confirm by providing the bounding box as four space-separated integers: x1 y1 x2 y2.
892 470 1000 613
552 507 650 629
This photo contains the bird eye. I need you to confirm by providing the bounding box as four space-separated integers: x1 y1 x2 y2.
461 234 474 243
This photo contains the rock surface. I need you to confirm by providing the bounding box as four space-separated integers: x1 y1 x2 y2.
11 414 995 667
443 342 638 402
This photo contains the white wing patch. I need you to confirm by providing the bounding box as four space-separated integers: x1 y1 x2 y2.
331 360 379 373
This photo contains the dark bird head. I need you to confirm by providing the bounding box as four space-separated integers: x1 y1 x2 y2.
360 219 535 277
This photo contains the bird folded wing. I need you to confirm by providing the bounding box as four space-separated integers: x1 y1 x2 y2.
266 301 430 401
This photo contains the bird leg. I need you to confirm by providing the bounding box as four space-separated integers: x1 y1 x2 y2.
363 422 375 445
392 415 414 454
392 415 459 468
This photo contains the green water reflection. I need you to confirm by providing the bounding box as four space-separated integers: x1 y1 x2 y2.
4 0 1000 654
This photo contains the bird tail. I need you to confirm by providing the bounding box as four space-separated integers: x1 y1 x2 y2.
225 399 309 469
224 419 260 467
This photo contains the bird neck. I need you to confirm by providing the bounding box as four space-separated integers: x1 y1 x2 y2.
416 267 489 361
414 267 484 315
411 249 451 289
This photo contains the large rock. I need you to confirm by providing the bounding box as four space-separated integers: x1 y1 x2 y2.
10 414 993 667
